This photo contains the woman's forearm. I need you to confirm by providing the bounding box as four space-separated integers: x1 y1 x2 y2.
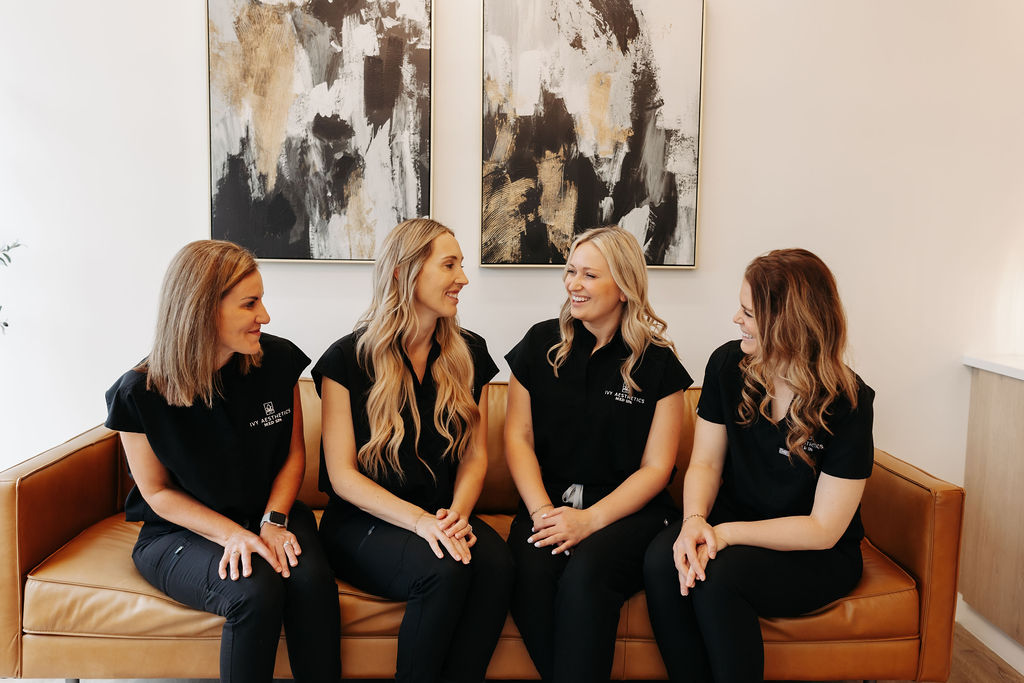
332 467 432 531
450 450 486 518
505 437 553 516
715 474 866 551
145 486 245 546
716 516 836 551
681 461 721 519
585 463 673 529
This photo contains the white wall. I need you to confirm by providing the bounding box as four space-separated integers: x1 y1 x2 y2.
2 0 1024 665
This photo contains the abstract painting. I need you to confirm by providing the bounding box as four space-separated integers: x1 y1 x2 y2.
482 0 703 266
209 0 431 261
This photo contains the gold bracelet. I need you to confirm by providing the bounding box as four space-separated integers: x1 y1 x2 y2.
530 503 553 517
413 511 428 535
681 513 705 525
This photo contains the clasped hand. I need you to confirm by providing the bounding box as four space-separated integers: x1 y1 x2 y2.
415 508 476 564
672 517 730 596
218 525 301 581
527 506 595 555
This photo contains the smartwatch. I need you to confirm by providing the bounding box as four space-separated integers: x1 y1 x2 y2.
260 510 288 529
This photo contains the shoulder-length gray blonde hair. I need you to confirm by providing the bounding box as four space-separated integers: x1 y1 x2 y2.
548 226 675 394
143 239 261 407
354 218 479 482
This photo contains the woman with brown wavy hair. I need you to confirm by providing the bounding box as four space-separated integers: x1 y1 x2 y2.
504 226 692 683
643 248 875 683
313 218 513 683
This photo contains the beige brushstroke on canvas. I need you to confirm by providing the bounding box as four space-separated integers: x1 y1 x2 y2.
211 4 296 190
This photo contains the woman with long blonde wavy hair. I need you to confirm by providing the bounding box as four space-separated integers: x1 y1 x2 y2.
644 248 875 683
504 226 693 683
313 218 512 683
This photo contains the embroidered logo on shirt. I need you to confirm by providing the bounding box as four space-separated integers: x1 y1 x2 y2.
249 403 292 428
802 437 824 453
779 438 824 458
604 381 646 405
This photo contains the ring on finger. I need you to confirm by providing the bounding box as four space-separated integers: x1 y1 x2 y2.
230 551 239 556
283 541 292 547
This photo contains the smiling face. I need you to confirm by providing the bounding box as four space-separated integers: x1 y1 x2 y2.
564 241 627 336
733 278 761 355
215 270 269 367
412 232 468 326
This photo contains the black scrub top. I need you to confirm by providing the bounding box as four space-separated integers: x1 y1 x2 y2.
505 318 692 504
104 334 310 541
697 340 875 549
312 328 498 517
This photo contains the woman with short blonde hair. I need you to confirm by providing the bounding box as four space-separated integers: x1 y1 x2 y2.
504 226 692 683
315 218 513 683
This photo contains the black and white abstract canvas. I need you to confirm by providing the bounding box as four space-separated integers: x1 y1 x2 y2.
482 0 703 266
209 0 431 261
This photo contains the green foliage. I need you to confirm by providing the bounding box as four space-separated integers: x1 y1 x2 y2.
0 241 20 266
1 241 22 334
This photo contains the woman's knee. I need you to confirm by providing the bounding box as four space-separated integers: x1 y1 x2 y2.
472 531 514 587
643 523 679 590
222 560 286 624
412 555 473 599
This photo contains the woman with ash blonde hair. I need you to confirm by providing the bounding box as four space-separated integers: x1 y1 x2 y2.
105 240 340 683
504 226 692 683
314 218 513 683
644 248 874 683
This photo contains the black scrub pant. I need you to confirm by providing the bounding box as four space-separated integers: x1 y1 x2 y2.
318 508 514 683
507 503 677 683
643 518 863 683
132 501 341 683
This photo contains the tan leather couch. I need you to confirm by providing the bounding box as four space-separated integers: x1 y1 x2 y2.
0 381 964 681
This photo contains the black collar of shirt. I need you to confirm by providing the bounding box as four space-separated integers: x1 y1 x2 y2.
399 334 442 387
571 317 627 359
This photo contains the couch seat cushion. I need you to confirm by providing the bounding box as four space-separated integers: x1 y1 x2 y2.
24 515 225 638
24 514 917 645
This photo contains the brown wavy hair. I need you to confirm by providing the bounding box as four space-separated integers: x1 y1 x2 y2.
738 248 858 467
354 218 479 482
143 240 262 407
548 226 675 395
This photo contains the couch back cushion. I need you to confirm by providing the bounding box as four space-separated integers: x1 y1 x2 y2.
298 379 330 508
297 379 702 513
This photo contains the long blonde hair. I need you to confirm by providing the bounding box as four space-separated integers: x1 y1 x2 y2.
354 218 480 481
738 248 859 467
548 226 675 394
143 240 262 407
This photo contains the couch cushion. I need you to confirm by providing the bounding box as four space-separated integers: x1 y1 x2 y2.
25 514 918 645
21 514 413 640
24 516 224 638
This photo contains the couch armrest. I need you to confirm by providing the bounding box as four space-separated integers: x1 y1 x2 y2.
861 448 965 682
0 426 123 677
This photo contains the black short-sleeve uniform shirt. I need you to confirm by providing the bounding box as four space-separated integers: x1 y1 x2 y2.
697 340 875 549
312 328 499 518
104 334 310 542
505 319 693 504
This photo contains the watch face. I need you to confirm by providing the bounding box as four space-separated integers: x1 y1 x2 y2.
268 511 287 525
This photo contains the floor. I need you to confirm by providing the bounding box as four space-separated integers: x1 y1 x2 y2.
19 625 1024 683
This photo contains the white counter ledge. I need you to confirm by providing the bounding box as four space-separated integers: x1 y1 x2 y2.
963 354 1024 382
